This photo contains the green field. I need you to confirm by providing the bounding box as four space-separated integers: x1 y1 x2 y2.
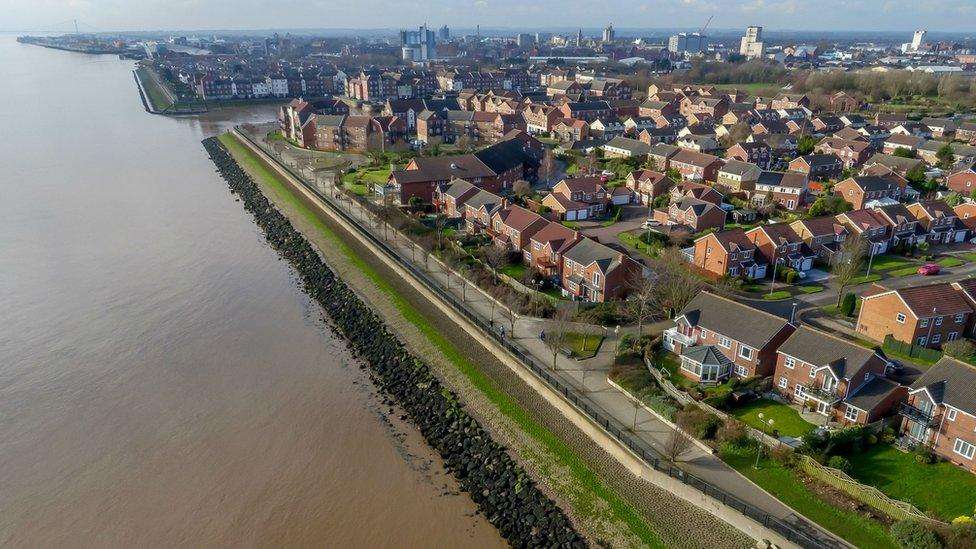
135 66 173 111
565 332 604 359
849 444 976 521
869 255 914 271
938 257 965 268
218 133 666 547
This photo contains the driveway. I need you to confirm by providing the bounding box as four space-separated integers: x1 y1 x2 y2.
578 204 650 244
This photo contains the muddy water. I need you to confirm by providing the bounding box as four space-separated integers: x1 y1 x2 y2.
0 35 504 548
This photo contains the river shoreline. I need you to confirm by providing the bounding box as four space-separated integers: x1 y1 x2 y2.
202 136 585 547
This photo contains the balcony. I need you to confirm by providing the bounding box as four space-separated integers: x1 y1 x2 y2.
898 402 939 427
801 384 840 404
664 327 696 347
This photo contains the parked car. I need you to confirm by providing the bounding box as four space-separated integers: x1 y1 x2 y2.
641 220 660 229
918 263 941 276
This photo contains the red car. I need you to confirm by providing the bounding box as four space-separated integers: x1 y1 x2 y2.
918 263 941 276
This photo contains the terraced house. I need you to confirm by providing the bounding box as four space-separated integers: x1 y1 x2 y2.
906 200 968 245
900 357 976 473
773 327 904 424
664 292 795 381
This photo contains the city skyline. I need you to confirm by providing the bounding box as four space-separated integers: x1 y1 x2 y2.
3 0 976 34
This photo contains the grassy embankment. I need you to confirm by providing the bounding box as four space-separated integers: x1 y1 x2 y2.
135 66 173 112
217 133 667 547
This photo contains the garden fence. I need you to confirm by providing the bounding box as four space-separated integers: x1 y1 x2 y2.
883 335 943 364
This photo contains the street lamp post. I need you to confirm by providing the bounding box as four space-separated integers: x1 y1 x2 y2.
754 414 775 469
768 246 779 297
925 306 937 347
865 242 878 276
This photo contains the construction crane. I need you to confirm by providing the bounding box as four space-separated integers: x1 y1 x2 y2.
698 15 713 36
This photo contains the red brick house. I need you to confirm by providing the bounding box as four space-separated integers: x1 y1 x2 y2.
790 216 849 265
463 190 506 233
727 142 772 169
626 169 674 205
947 165 976 195
746 224 817 274
669 150 723 182
664 292 795 381
752 171 809 210
773 326 904 425
954 203 976 232
692 229 767 280
834 176 903 210
653 197 726 233
559 101 613 123
525 222 581 280
434 178 480 217
670 181 723 205
815 137 875 169
857 283 974 349
906 200 968 245
490 205 550 252
900 357 976 473
547 177 610 217
788 154 844 182
560 238 641 302
836 209 892 254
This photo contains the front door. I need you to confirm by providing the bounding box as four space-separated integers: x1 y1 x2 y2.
816 401 830 416
908 419 928 442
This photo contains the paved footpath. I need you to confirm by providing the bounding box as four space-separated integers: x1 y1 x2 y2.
237 130 847 549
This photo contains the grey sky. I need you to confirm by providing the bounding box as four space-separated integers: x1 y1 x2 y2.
3 0 974 33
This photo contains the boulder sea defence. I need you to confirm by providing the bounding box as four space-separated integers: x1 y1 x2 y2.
202 137 585 548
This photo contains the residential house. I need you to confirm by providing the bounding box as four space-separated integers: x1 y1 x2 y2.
774 326 904 424
653 196 726 233
434 178 480 217
560 238 641 302
900 357 976 473
752 171 809 210
746 224 817 273
463 189 506 233
770 93 810 110
525 223 581 281
921 118 957 139
906 200 968 244
954 203 976 232
670 181 724 206
626 170 674 205
863 153 925 178
788 153 844 182
523 104 561 135
692 229 767 280
957 121 976 143
816 137 875 169
873 203 924 249
602 136 651 159
891 122 933 139
727 142 772 169
837 209 892 254
664 292 795 381
551 118 589 142
918 142 976 166
648 143 681 171
790 216 849 265
716 160 762 193
857 283 974 348
559 101 613 123
490 205 550 251
669 150 723 182
545 177 610 218
882 133 925 156
834 176 903 210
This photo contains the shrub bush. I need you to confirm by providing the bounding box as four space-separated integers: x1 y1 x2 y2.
914 446 936 464
827 455 853 474
771 444 797 468
677 406 722 440
716 419 751 447
840 292 857 317
890 520 943 549
785 270 798 284
881 427 896 444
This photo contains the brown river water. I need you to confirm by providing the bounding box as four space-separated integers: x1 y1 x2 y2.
0 34 504 548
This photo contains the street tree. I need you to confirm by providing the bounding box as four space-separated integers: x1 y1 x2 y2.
626 273 656 337
831 233 867 306
543 307 573 370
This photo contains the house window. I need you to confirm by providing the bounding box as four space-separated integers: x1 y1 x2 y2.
844 406 859 422
953 439 976 460
784 356 796 369
917 336 928 346
778 376 788 389
730 253 738 261
949 332 959 341
794 384 806 398
955 314 965 323
932 334 941 344
935 316 943 326
735 365 747 377
809 366 817 378
592 272 602 286
948 409 958 421
896 313 906 324
920 318 929 328
700 329 708 339
739 346 754 360
719 336 731 349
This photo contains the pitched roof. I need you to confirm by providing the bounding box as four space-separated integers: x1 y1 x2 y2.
604 136 651 155
719 159 760 177
495 205 549 232
777 326 884 380
846 377 902 412
673 196 720 216
793 215 848 236
562 237 626 273
530 222 579 255
757 171 808 189
671 149 721 168
677 292 792 349
681 345 734 369
911 357 976 412
867 282 974 317
698 228 757 254
795 153 842 168
841 175 900 193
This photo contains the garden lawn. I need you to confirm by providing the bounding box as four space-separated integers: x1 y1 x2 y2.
618 232 662 258
763 290 791 300
849 443 976 521
961 252 976 262
869 254 914 271
797 285 824 294
565 332 604 359
851 274 882 284
887 265 920 277
499 263 528 279
346 182 369 196
357 167 391 185
721 446 896 549
730 398 816 438
938 257 965 268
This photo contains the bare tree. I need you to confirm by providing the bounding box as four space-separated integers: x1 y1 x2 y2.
482 245 510 285
432 213 448 251
543 307 573 370
648 248 704 319
512 179 533 198
831 233 867 306
539 148 557 188
626 273 656 337
665 429 693 462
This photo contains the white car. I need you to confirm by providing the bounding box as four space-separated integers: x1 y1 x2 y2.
641 220 660 229
601 170 615 177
